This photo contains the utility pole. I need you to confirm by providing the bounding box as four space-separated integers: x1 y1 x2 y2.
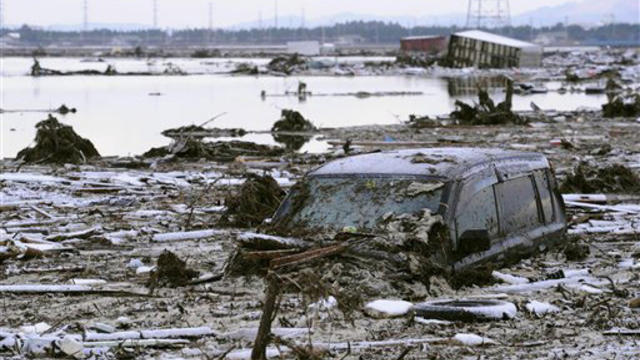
153 0 158 29
274 0 278 29
83 0 88 32
0 0 5 30
207 1 213 45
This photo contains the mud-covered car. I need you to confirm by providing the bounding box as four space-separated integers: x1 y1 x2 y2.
272 148 567 271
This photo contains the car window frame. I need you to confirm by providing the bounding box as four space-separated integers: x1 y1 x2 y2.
494 174 544 236
454 184 500 241
532 169 556 224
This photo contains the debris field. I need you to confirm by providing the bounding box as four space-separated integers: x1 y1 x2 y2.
1 47 640 359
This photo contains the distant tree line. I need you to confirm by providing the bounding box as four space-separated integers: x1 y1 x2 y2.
2 21 638 47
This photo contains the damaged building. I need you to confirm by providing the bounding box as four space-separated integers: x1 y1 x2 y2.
446 30 543 69
400 35 448 54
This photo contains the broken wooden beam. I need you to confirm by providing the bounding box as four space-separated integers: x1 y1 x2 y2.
0 284 150 297
270 244 346 270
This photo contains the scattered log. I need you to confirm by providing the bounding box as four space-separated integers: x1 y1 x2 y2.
84 327 216 341
251 275 280 360
603 329 640 336
46 227 101 241
82 338 190 348
152 229 225 242
0 284 150 297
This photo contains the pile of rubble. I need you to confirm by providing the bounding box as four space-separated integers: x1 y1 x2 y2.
17 115 100 164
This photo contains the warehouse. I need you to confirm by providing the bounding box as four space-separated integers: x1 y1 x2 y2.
447 30 543 68
400 35 448 54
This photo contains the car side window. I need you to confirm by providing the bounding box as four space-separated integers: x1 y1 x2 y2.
534 170 554 224
456 186 499 239
495 176 541 234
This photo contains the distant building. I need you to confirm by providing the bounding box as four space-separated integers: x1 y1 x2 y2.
287 41 320 56
400 35 447 54
336 35 365 45
533 31 571 46
447 30 543 68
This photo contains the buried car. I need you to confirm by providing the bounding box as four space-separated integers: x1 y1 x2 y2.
271 148 567 271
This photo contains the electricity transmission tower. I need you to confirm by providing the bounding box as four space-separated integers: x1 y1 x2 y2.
466 0 511 28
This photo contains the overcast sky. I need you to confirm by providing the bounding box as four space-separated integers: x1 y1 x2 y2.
2 0 598 28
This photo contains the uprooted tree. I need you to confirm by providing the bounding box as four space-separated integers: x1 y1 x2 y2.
17 114 100 164
450 80 526 125
602 93 640 118
271 109 317 151
142 139 284 162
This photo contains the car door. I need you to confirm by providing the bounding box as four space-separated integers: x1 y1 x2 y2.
493 174 547 256
452 180 501 267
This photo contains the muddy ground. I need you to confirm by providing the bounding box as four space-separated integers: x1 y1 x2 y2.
1 106 639 359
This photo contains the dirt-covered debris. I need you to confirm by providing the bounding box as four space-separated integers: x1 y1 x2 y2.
161 125 247 139
17 115 100 164
602 93 640 118
407 114 440 128
142 139 284 162
232 62 259 75
149 250 199 287
564 241 590 261
395 54 439 68
448 265 496 290
560 162 640 194
267 54 309 75
220 174 286 227
450 82 526 125
230 208 454 300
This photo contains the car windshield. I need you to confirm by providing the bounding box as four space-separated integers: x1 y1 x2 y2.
274 176 446 230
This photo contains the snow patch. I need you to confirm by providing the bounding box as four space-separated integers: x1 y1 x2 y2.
364 299 413 318
451 333 496 346
525 300 560 315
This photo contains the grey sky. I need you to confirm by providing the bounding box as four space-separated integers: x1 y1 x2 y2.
1 0 600 28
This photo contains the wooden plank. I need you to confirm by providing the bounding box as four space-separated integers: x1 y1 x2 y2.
270 244 346 270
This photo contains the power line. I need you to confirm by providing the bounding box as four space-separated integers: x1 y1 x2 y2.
208 2 213 30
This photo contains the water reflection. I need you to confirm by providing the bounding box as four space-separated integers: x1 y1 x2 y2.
446 76 510 96
272 133 312 151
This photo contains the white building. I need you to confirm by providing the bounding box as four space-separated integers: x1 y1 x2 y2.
286 41 320 56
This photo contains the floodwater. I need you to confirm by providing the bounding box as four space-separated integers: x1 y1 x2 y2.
1 57 607 158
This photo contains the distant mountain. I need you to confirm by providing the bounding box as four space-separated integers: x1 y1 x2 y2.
234 0 638 29
512 0 640 26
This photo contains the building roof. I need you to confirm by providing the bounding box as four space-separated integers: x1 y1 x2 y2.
454 30 540 49
309 148 548 180
401 35 446 41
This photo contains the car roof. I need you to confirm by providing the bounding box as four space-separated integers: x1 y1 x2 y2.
309 147 549 180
